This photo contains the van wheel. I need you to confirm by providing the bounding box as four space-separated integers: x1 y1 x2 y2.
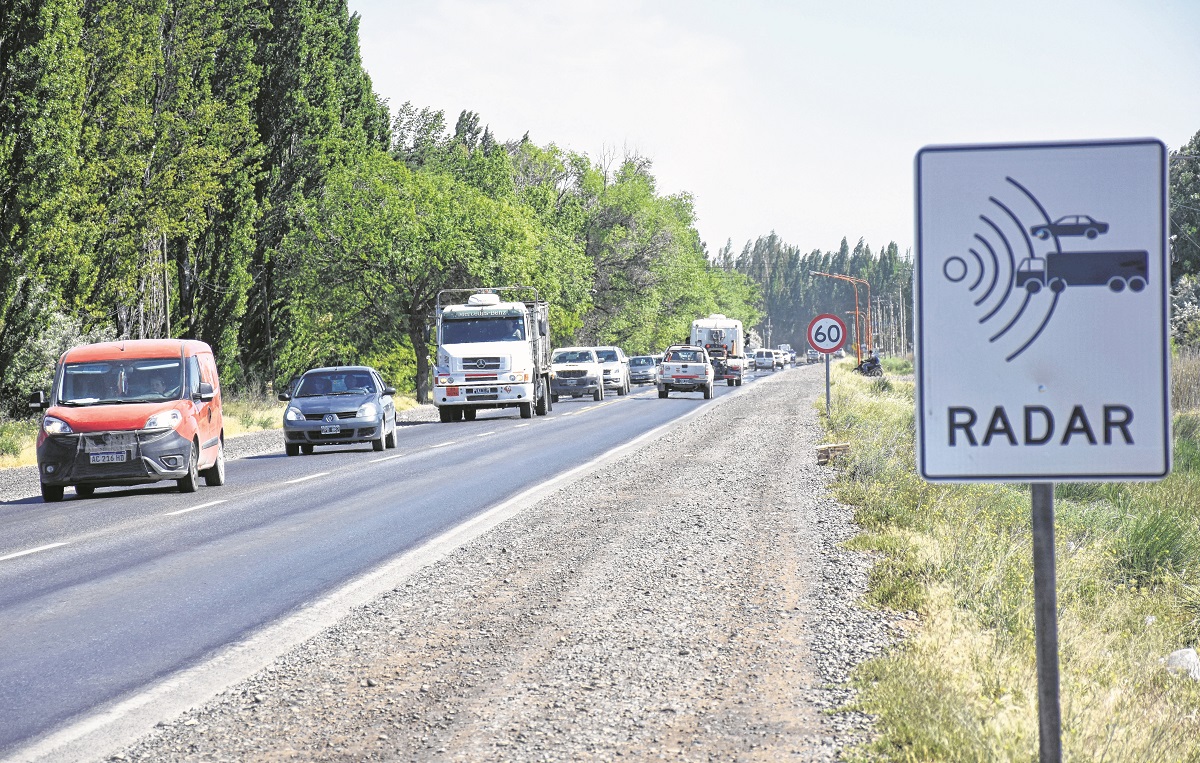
177 441 200 493
75 485 95 498
286 443 300 457
41 483 64 503
203 439 226 486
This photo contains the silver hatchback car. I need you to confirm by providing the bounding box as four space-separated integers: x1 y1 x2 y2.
280 366 397 456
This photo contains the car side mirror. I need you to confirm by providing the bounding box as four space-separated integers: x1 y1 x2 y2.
383 386 396 396
28 390 47 410
196 382 215 402
277 391 291 402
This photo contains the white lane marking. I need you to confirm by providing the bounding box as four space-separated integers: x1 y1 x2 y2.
283 472 329 485
430 441 457 449
513 423 532 428
370 453 407 463
475 431 496 438
164 500 227 517
0 542 68 563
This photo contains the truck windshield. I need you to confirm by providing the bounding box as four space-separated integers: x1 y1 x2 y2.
59 359 184 405
595 350 618 363
442 317 524 343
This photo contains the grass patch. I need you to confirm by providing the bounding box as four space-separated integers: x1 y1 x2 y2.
827 367 1200 761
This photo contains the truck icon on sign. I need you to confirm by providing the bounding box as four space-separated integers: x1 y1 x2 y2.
1015 250 1149 294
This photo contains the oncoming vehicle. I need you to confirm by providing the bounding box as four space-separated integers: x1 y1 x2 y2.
593 346 631 395
550 347 604 402
806 349 820 364
657 345 715 399
279 366 397 455
29 339 225 503
628 355 660 385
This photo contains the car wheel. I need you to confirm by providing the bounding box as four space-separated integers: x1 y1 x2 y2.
202 439 226 486
286 443 300 457
439 407 454 423
385 418 397 448
41 483 64 503
75 485 96 498
463 407 477 422
1086 228 1098 239
301 444 314 455
177 441 200 493
372 428 385 451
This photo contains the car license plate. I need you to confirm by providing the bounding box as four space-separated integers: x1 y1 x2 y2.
320 425 341 435
89 452 126 464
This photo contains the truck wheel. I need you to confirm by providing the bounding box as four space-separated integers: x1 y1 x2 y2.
1049 278 1066 293
463 407 477 421
452 408 464 422
286 443 300 457
439 407 454 423
1025 280 1042 293
41 483 64 503
519 402 533 419
703 383 713 400
727 379 734 387
735 378 742 387
535 384 548 415
1107 277 1126 293
658 389 669 399
593 387 603 402
1129 277 1146 292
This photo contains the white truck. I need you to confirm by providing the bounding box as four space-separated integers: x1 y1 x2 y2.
690 314 746 387
433 287 552 422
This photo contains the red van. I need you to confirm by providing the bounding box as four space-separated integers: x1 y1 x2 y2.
29 339 226 502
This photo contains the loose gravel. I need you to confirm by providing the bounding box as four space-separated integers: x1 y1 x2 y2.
105 370 900 761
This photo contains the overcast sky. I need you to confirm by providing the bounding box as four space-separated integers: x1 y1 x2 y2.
347 0 1200 259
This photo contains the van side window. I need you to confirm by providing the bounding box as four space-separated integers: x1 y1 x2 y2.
186 357 201 397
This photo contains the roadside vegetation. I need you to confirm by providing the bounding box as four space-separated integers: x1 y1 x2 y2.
825 358 1200 762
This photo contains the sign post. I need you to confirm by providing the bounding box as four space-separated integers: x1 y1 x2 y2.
808 313 847 417
914 139 1170 762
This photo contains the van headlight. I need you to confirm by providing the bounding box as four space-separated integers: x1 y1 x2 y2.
43 416 73 435
357 402 379 419
144 410 182 430
285 406 304 422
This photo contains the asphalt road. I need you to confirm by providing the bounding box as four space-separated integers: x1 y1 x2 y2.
0 367 800 756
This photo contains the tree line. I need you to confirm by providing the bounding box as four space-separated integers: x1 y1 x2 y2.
0 0 761 410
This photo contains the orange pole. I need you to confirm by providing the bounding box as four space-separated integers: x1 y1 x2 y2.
810 270 869 365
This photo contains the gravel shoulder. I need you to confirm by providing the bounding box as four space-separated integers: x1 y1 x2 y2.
106 370 896 761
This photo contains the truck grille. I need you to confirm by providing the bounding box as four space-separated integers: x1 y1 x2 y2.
557 369 587 378
463 357 502 370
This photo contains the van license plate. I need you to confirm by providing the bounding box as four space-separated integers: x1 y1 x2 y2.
320 425 341 435
90 452 126 464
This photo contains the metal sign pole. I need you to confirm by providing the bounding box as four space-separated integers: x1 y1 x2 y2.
825 352 831 418
1031 482 1062 763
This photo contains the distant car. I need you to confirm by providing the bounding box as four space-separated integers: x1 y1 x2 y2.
280 366 397 456
593 346 630 395
806 349 820 364
773 350 786 369
1030 215 1109 240
628 354 660 385
753 349 775 370
832 348 846 359
550 347 604 402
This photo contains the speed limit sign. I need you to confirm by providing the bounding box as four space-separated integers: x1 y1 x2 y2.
807 314 846 353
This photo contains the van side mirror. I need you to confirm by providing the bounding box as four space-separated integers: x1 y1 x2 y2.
196 382 215 402
28 391 47 410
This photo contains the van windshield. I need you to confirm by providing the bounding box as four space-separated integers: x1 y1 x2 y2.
59 359 184 405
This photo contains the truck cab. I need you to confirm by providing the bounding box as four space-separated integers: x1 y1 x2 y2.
433 289 552 422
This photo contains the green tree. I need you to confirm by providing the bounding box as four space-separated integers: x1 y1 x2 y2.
1171 131 1200 284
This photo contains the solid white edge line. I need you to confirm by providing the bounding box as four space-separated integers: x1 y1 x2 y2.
0 542 68 564
5 380 758 763
163 500 226 517
282 472 329 484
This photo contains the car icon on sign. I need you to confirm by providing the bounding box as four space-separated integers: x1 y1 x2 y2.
1030 215 1109 240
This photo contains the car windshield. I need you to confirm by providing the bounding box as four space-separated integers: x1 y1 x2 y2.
442 317 525 343
595 350 618 363
296 371 375 397
58 359 184 405
553 350 595 364
629 357 655 367
665 349 702 363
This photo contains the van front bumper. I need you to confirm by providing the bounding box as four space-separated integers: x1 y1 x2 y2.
37 429 193 487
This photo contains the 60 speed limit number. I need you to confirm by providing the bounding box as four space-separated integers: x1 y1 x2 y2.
807 313 847 354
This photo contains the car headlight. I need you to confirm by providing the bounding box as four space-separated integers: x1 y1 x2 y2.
357 402 379 418
285 406 304 422
144 409 182 430
43 416 73 435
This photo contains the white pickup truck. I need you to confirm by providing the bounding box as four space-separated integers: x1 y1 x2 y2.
656 345 715 399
